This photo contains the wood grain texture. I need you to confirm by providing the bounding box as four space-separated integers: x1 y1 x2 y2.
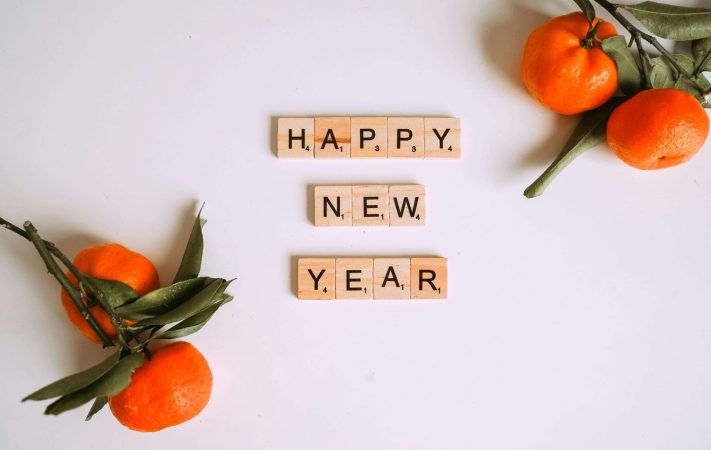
277 117 315 158
297 258 336 300
315 117 351 158
351 117 388 158
387 117 425 158
314 185 353 227
389 185 425 227
352 185 389 226
425 117 461 159
373 258 411 300
410 257 447 299
335 258 374 300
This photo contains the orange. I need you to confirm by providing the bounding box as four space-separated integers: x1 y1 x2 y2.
109 342 213 432
60 243 160 343
521 12 619 115
607 88 709 170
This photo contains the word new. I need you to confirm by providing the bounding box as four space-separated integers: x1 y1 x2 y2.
315 184 425 227
277 116 460 159
298 257 447 300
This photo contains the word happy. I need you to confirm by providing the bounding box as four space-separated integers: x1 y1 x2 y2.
277 117 460 159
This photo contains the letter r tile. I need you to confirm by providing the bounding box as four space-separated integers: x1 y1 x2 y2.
410 257 447 299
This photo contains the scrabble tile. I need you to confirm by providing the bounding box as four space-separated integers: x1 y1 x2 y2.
387 117 424 158
277 118 315 158
351 117 388 158
373 258 410 300
314 186 352 227
297 258 335 300
315 117 351 158
410 257 447 299
352 185 389 226
336 258 374 300
389 185 425 227
425 117 461 158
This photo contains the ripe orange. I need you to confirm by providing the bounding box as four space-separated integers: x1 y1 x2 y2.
60 243 160 343
109 342 213 432
521 12 619 115
607 88 709 170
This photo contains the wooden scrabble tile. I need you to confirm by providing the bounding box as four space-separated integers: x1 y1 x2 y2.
277 118 315 158
387 117 424 158
373 258 410 300
297 258 335 300
389 185 425 227
336 258 374 300
410 257 447 299
352 185 389 226
314 186 352 227
425 117 461 158
315 117 351 158
351 117 387 158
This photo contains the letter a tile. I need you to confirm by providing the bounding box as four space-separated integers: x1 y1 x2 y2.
374 258 410 300
315 117 351 158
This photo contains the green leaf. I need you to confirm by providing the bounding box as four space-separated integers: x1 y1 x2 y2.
117 277 215 321
692 37 711 73
173 206 206 283
44 353 144 416
157 294 233 340
648 54 694 88
621 2 711 41
574 0 596 25
138 278 229 326
85 396 107 421
85 277 139 309
524 97 626 198
649 55 711 107
23 351 121 401
601 36 642 95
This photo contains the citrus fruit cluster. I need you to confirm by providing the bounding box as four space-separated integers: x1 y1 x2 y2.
521 1 711 197
1 209 232 432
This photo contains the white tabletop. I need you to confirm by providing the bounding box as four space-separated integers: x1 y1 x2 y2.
1 1 710 449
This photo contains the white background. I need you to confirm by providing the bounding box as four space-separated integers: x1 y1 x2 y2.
1 1 711 449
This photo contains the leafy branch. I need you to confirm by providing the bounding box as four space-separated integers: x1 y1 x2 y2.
525 0 711 198
1 208 234 419
593 0 711 94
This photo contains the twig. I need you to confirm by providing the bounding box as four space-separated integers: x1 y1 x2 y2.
21 221 115 348
2 216 138 350
633 34 652 88
1 216 91 292
78 278 132 349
